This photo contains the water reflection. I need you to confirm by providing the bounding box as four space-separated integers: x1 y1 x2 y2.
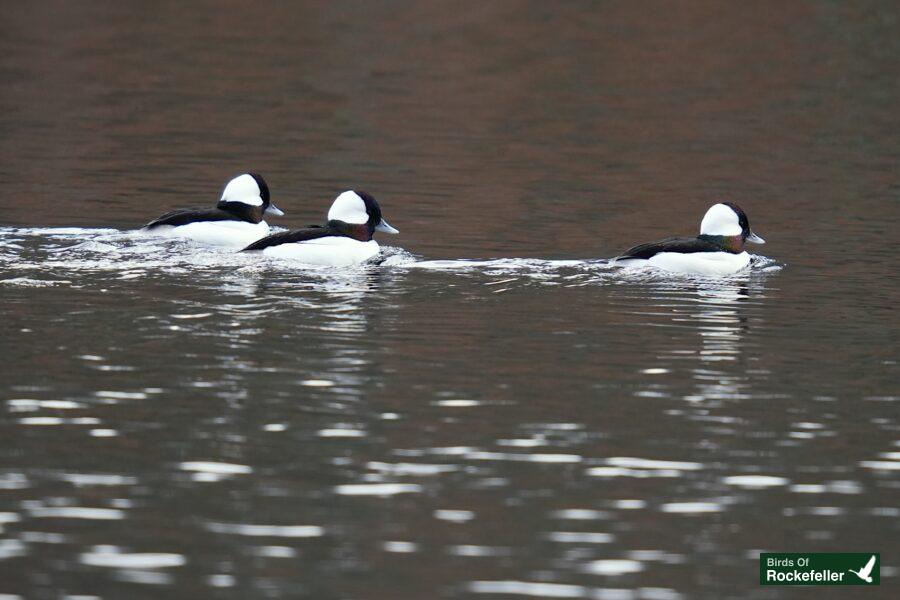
620 277 767 408
680 280 759 406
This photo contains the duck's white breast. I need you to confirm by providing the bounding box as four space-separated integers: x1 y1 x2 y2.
144 220 270 248
261 237 380 266
646 251 751 276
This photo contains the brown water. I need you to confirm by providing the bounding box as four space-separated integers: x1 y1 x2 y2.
1 2 898 599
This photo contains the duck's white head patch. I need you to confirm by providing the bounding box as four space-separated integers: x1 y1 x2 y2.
220 174 263 207
328 191 369 224
700 203 742 236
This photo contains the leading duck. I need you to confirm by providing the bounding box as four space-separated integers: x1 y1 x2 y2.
615 202 765 276
242 190 398 266
142 173 284 247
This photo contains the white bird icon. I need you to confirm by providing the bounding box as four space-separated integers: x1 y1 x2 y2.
848 555 876 583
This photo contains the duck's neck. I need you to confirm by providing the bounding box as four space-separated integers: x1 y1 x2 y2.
698 234 744 253
328 220 373 241
219 202 263 224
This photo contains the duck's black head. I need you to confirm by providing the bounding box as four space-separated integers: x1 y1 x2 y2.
216 173 284 223
325 190 399 241
698 202 765 252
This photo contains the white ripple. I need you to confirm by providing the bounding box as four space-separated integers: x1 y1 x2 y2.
1 277 67 287
789 484 826 494
612 499 646 510
334 483 422 496
250 546 297 558
627 550 686 564
660 502 723 514
29 507 125 520
789 480 863 494
434 509 475 523
551 509 612 520
583 559 644 576
301 379 334 387
178 461 252 475
7 399 85 411
318 428 366 438
207 574 235 588
587 467 681 478
94 391 148 400
367 462 458 476
26 227 119 235
468 581 587 598
467 451 582 463
426 446 479 456
0 512 21 524
861 460 900 470
80 546 185 569
723 475 789 488
383 541 418 553
205 523 324 537
497 437 546 448
89 429 119 437
449 545 510 557
0 540 27 560
0 473 28 490
639 590 684 600
18 417 100 426
434 399 482 407
59 473 137 486
113 568 174 585
604 457 703 471
19 531 67 544
544 531 615 544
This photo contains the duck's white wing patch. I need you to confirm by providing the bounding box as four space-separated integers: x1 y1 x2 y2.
262 237 379 266
221 174 263 207
327 191 369 224
700 203 742 236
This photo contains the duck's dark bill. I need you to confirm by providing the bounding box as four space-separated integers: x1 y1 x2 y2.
265 204 285 217
376 219 399 234
747 232 765 244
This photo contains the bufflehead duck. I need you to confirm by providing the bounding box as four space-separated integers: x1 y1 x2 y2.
615 202 765 276
142 173 284 247
242 190 398 266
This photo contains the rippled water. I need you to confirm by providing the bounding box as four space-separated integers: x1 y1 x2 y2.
1 2 898 599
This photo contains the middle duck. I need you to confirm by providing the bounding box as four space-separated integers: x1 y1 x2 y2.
242 190 398 266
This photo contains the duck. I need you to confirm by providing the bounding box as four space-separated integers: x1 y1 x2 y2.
142 173 284 247
242 190 398 266
615 202 765 276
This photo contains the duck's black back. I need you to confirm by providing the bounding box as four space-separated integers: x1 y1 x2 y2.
619 236 725 260
241 226 339 251
144 208 242 229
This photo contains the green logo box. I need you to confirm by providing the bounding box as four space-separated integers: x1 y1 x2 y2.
761 553 880 585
